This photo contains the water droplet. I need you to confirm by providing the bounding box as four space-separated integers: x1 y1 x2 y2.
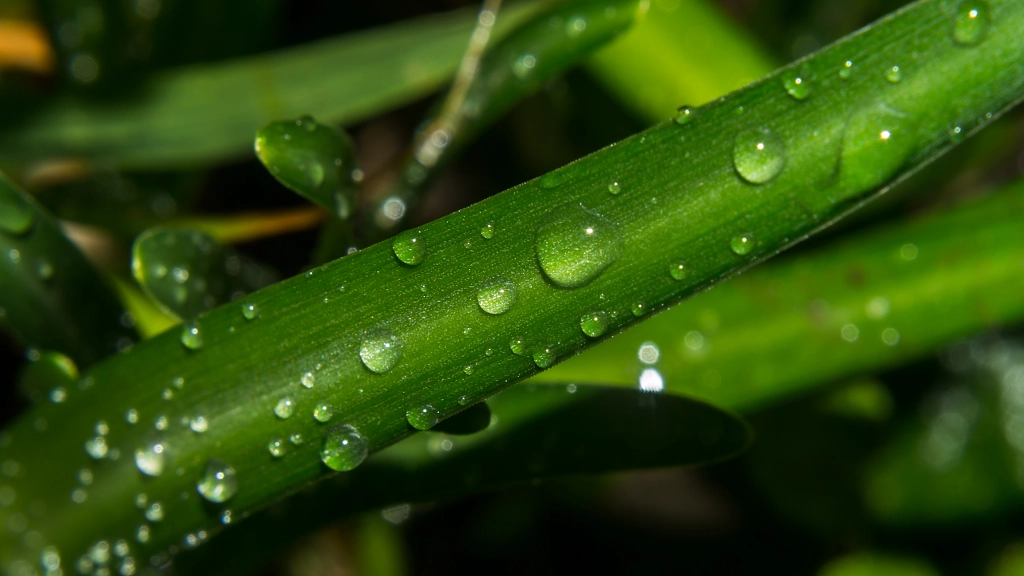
839 60 853 79
631 302 647 316
180 321 203 350
241 302 258 320
144 502 163 522
407 405 439 430
839 103 918 192
313 403 333 423
536 204 623 288
301 372 315 389
607 182 621 195
463 365 474 375
673 105 694 125
50 386 67 403
581 311 609 338
782 70 811 100
84 437 108 459
539 171 565 189
733 127 786 184
321 424 368 471
392 231 426 266
359 328 402 374
134 443 166 477
565 15 587 38
197 459 238 503
885 65 902 83
267 438 286 458
189 416 209 433
669 261 687 280
136 525 150 544
274 398 295 419
154 415 168 430
533 346 555 368
953 1 988 45
0 196 33 236
480 223 494 239
730 233 754 255
948 125 965 143
512 53 537 79
289 433 304 445
477 279 517 315
510 337 526 356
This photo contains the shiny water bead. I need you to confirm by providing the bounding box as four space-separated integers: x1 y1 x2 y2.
839 103 918 192
180 321 203 350
477 279 517 315
274 398 295 419
313 403 333 423
535 204 623 288
631 302 647 316
189 416 209 433
782 70 811 100
885 65 902 83
321 424 368 471
359 328 402 373
196 458 238 503
241 302 258 320
580 311 609 338
669 261 687 280
533 346 556 368
510 337 526 356
607 182 621 195
267 438 287 458
289 433 305 445
480 223 495 239
301 372 315 389
673 105 694 126
134 443 166 477
407 405 440 430
953 1 989 45
733 127 786 184
730 233 754 255
391 231 426 265
839 60 854 79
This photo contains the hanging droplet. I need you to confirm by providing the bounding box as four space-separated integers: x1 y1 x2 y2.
580 311 609 338
533 346 555 368
196 459 238 503
359 328 402 374
274 398 295 419
241 302 258 320
406 404 439 430
134 443 166 477
673 105 694 126
392 231 426 266
885 65 902 83
782 70 811 100
733 127 786 184
180 321 203 350
730 233 754 255
321 424 368 471
477 279 517 315
313 403 333 423
535 204 623 288
669 261 687 281
952 1 988 46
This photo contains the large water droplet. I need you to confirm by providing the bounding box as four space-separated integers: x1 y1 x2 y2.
782 70 811 100
392 231 426 266
839 103 918 192
730 233 754 255
535 205 622 288
477 279 517 315
733 127 786 184
180 321 203 350
953 1 988 45
533 346 555 368
134 443 166 477
581 311 609 338
407 404 439 430
274 398 295 419
0 196 33 236
321 424 367 471
196 459 238 503
359 328 402 373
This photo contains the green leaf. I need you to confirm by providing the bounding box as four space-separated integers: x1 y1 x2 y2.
1 0 1022 565
174 383 750 575
15 351 78 404
0 172 135 367
818 553 940 576
534 179 1024 411
131 227 277 321
0 2 544 170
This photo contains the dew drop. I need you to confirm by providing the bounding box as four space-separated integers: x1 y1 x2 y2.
196 459 238 503
631 302 647 316
948 125 965 143
533 346 555 368
321 424 368 471
301 372 315 389
953 1 988 45
289 433 304 445
267 438 286 458
0 196 33 236
839 103 918 192
180 321 203 350
274 398 295 419
241 302 258 320
839 60 853 79
512 53 537 80
144 502 163 522
733 127 786 184
607 182 621 195
885 65 902 83
673 105 694 126
134 443 166 477
359 328 402 374
782 71 811 100
730 233 754 255
480 223 494 239
535 205 622 288
84 437 108 459
136 525 150 544
477 279 517 315
189 416 209 433
580 311 609 338
669 261 687 280
313 403 333 423
510 337 526 356
407 405 439 430
391 231 426 266
463 365 474 375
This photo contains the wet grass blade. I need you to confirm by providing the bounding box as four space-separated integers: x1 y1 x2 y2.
0 173 135 367
175 383 750 575
0 0 1022 568
0 2 543 170
532 179 1024 411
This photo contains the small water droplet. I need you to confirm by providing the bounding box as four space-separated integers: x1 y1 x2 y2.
180 321 203 350
321 424 367 471
0 196 33 236
512 53 537 79
84 437 108 459
839 103 918 192
669 261 687 280
189 416 208 433
730 233 754 255
631 302 647 316
580 311 609 338
607 182 621 195
407 405 439 430
673 105 694 126
733 127 786 184
313 403 333 423
134 443 166 477
463 365 474 375
839 60 853 79
536 204 623 288
510 337 526 356
539 171 564 189
359 328 402 373
533 346 555 368
565 15 587 38
241 302 258 320
782 70 811 100
196 458 238 503
267 438 287 458
953 1 988 45
289 433 304 445
136 525 150 544
480 223 494 239
477 279 517 315
274 398 295 419
392 231 426 266
947 125 964 143
301 372 315 389
885 65 902 83
144 502 163 522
